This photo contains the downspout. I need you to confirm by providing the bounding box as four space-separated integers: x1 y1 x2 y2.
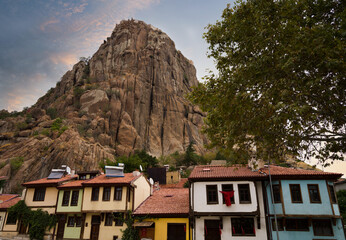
268 162 279 240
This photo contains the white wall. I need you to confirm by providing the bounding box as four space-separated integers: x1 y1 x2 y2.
191 181 258 213
133 175 151 209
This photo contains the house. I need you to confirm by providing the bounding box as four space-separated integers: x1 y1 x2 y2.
0 194 21 239
21 168 77 238
262 165 344 240
80 167 151 240
335 178 346 192
55 171 100 240
188 165 268 240
133 188 190 240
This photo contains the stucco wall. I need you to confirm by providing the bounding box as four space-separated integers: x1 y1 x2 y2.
143 217 189 240
25 187 58 207
2 212 17 232
63 213 82 239
133 175 151 209
192 181 258 213
56 189 83 213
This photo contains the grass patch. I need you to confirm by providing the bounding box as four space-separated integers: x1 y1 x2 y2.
10 157 24 172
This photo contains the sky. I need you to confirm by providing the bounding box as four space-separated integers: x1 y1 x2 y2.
0 0 232 112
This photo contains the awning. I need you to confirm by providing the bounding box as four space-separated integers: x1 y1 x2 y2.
133 221 155 227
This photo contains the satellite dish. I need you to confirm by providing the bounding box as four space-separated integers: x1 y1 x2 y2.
149 178 154 185
139 165 143 172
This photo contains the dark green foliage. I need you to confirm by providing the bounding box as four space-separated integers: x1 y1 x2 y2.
46 108 57 119
190 0 345 164
183 180 189 188
8 201 56 240
16 122 28 131
99 158 117 170
10 157 24 172
51 118 62 131
73 87 85 100
337 190 346 220
120 211 145 240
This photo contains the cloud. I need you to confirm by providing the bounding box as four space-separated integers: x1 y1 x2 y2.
40 19 60 31
50 53 77 66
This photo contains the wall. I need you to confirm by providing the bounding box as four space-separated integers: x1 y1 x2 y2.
133 175 151 209
56 189 83 213
82 186 127 211
166 171 180 184
144 217 189 240
192 181 258 213
25 187 58 207
63 213 82 239
1 212 18 236
82 213 125 240
0 211 6 231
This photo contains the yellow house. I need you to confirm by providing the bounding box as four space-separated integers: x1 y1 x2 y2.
133 188 190 240
0 194 21 239
81 171 151 240
22 171 77 239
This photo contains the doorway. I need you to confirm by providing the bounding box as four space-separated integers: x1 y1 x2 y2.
167 223 186 240
90 215 101 240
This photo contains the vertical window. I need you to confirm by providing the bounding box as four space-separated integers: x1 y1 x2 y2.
308 184 321 203
114 213 123 226
221 184 234 204
329 185 337 204
272 184 281 203
114 187 122 201
62 191 70 206
231 218 255 236
312 219 333 236
206 185 218 204
271 218 284 231
75 216 82 227
91 187 99 201
103 187 111 201
286 219 309 231
289 184 302 203
33 188 46 201
71 190 79 206
67 216 75 227
104 213 113 226
6 212 17 225
238 184 251 203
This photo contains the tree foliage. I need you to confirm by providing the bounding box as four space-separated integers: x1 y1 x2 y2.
190 0 345 164
337 190 346 220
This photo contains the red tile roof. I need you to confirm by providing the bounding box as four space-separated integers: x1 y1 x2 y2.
133 188 189 216
57 179 88 189
189 165 342 181
0 194 20 209
22 174 78 187
82 173 141 186
189 165 266 181
162 178 188 188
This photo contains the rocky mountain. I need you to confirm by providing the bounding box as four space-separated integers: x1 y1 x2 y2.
0 19 207 192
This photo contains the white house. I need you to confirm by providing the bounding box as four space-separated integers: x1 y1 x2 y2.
188 165 268 240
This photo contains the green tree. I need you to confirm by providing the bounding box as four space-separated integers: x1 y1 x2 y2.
190 0 345 164
337 190 346 220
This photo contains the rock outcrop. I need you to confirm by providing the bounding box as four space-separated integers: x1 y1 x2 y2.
0 20 207 192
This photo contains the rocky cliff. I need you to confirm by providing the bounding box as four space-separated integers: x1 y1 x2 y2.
0 20 207 192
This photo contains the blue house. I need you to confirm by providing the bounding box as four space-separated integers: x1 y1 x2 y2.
263 165 344 240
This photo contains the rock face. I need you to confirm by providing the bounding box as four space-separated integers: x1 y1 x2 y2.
0 20 207 192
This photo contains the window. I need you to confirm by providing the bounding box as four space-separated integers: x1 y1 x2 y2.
206 185 218 204
286 219 309 231
67 216 75 227
103 187 111 201
329 185 337 204
308 185 321 203
6 212 17 225
114 187 122 201
91 187 99 201
231 218 255 236
33 188 46 201
238 184 251 203
114 213 123 226
313 219 333 236
127 188 131 202
71 190 79 206
272 184 281 203
271 218 284 231
62 191 70 206
105 213 113 226
222 184 234 204
290 184 302 203
75 216 82 227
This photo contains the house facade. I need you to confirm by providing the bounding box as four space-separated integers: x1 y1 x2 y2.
0 194 21 239
188 165 268 240
133 188 190 240
262 165 345 240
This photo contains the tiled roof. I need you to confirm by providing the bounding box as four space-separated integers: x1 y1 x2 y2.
57 179 88 189
262 165 342 179
22 174 78 187
133 188 189 216
0 194 20 209
162 178 188 188
189 165 266 181
82 173 141 186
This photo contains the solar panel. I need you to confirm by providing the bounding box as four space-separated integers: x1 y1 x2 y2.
105 166 124 177
47 169 65 179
